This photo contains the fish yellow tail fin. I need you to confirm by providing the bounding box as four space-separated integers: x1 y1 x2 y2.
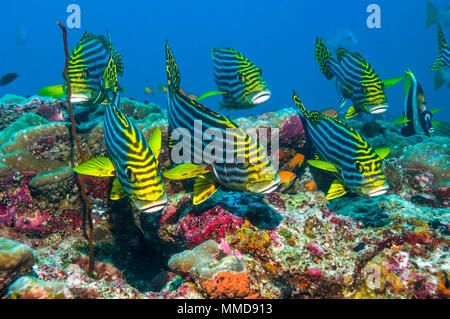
425 1 440 28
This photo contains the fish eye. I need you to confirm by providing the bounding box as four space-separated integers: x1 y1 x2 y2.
354 161 364 173
125 167 134 182
235 157 249 169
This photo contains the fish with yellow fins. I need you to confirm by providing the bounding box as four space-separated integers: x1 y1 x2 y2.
293 91 390 200
212 47 271 110
315 37 402 119
162 41 282 204
73 93 167 213
39 31 123 105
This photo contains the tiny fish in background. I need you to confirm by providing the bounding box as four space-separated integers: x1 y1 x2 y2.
288 154 305 170
0 73 19 86
425 1 450 28
325 30 358 52
277 171 296 192
320 108 339 118
212 47 271 110
16 26 28 45
430 24 450 89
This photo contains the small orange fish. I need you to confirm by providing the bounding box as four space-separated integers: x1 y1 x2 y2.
288 154 305 170
277 171 296 192
304 180 317 191
187 94 198 100
144 86 155 95
321 108 339 118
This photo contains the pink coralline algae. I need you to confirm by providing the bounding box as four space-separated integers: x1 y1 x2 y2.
307 242 323 257
307 268 322 278
176 206 244 249
280 115 305 145
37 103 67 122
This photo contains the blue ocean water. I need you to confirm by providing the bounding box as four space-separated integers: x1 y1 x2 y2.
0 0 448 118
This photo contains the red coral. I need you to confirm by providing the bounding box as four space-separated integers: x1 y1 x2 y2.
176 206 244 249
307 242 323 256
307 267 322 278
201 272 260 299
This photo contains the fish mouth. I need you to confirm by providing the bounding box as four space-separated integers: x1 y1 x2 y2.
70 94 90 104
256 174 281 194
134 195 168 214
364 184 389 197
250 90 271 105
368 104 388 114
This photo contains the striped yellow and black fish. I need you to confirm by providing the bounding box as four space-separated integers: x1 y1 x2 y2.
292 91 390 200
431 24 450 89
212 47 271 110
73 93 167 213
163 41 280 205
315 37 402 119
394 69 449 137
39 31 123 106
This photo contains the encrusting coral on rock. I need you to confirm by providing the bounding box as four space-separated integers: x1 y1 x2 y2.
0 95 448 299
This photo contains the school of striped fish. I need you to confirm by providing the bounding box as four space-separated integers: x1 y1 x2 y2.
30 19 448 216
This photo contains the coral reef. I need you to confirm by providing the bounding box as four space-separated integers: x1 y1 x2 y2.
0 96 448 299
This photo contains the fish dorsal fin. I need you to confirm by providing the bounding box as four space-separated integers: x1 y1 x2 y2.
345 105 359 119
326 179 347 200
73 157 116 177
80 31 96 43
375 147 390 160
165 41 181 90
110 178 126 200
292 91 310 118
308 160 339 173
193 175 220 205
431 24 448 71
315 37 335 80
103 55 119 93
162 163 212 180
149 128 162 159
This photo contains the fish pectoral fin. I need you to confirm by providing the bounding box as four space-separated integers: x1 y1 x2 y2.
162 163 212 180
149 128 162 159
195 91 227 101
431 107 446 114
38 85 66 99
326 179 347 200
345 106 358 119
110 178 127 200
392 115 410 125
73 157 116 177
375 147 390 160
193 175 220 205
308 160 339 173
383 76 403 89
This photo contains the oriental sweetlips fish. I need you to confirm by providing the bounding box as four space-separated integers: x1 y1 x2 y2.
315 37 402 119
39 31 123 105
394 69 448 137
431 24 450 89
292 91 390 200
163 41 281 205
73 93 167 213
212 47 271 110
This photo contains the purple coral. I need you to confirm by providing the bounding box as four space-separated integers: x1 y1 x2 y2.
280 115 305 145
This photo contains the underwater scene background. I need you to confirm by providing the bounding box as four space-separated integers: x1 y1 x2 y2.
0 0 449 299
